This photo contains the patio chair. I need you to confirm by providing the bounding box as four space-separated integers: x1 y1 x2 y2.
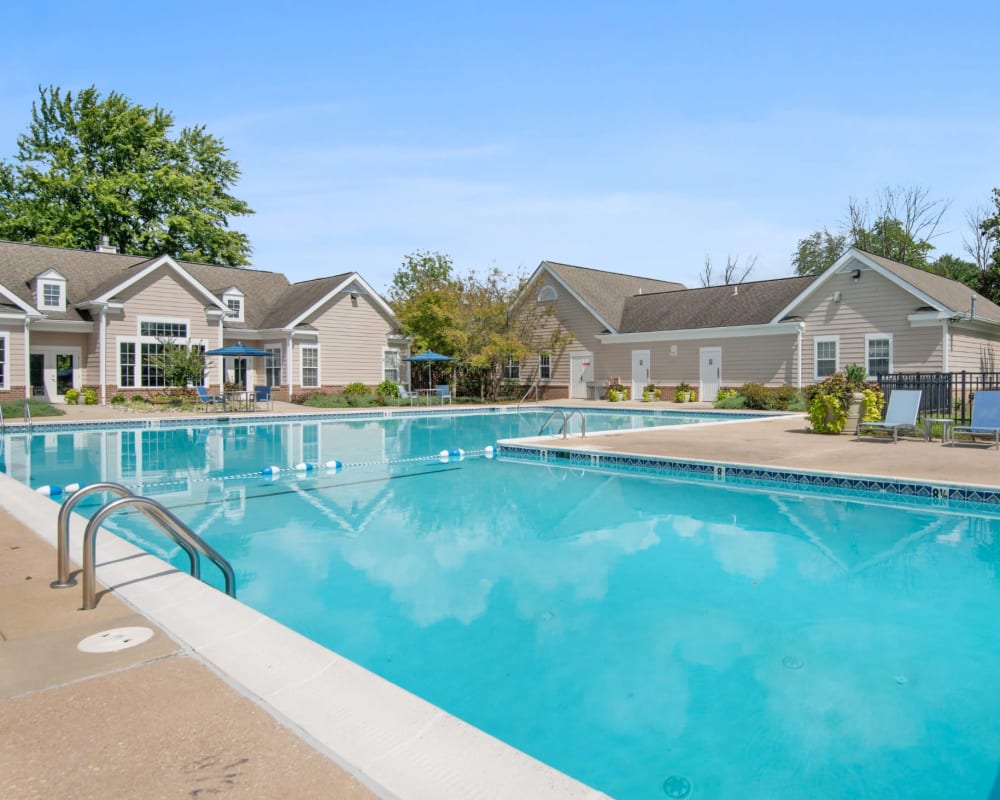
856 389 922 443
254 385 272 411
396 384 414 405
950 390 1000 448
435 384 452 405
195 385 224 411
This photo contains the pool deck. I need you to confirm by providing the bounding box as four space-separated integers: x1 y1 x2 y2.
3 399 999 798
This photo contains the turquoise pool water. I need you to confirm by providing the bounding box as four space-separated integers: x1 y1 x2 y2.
5 411 1000 799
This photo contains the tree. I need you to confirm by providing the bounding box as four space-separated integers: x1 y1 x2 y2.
387 250 465 357
792 229 847 276
148 340 206 387
698 253 757 287
928 253 978 288
846 185 948 268
976 190 1000 303
0 85 253 266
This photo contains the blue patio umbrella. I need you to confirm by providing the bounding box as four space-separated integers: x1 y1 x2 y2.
405 350 453 389
205 342 270 357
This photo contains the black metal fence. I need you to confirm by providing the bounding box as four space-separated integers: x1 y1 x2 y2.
876 371 1000 422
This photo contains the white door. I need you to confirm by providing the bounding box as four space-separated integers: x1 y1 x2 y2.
569 353 594 399
700 347 721 402
30 347 81 402
631 349 650 399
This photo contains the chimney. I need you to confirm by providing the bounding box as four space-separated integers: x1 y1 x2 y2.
96 235 117 254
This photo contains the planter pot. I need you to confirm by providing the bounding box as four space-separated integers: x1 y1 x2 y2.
843 392 864 435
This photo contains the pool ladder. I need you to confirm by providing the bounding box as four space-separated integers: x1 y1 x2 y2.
51 482 236 610
538 409 587 438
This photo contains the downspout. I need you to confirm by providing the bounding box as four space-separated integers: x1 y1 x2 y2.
99 306 107 405
23 317 31 398
796 323 803 389
941 322 949 372
287 335 294 400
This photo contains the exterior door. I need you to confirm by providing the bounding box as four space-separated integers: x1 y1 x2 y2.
631 349 650 399
700 347 721 402
569 353 593 399
29 348 80 402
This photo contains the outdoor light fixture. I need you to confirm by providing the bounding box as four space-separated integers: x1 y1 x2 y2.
852 269 861 282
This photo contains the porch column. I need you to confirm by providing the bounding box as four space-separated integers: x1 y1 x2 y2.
23 317 30 399
99 306 107 405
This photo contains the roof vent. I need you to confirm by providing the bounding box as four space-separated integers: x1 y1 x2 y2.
95 235 117 254
732 285 739 296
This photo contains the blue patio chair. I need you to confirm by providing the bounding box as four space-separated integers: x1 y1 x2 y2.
435 384 452 404
396 384 414 405
254 385 272 411
856 389 922 443
195 385 224 411
950 390 1000 448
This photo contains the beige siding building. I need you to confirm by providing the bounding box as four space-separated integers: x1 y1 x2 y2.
521 249 1000 400
0 240 407 403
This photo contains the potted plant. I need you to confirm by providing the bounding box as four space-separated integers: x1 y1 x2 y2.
642 383 661 402
674 382 692 403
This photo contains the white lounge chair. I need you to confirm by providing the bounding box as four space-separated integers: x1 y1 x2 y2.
950 390 1000 448
396 384 414 405
856 389 922 443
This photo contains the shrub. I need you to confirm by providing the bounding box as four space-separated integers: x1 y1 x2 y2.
715 393 746 409
83 388 98 405
64 388 80 405
738 382 771 409
804 371 883 434
110 394 126 405
341 382 370 406
375 380 401 403
717 388 738 401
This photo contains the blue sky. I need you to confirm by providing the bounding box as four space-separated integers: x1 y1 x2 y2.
2 1 998 292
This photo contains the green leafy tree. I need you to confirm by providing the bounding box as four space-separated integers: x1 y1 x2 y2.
792 229 847 276
0 85 253 265
978 190 1000 302
387 250 465 356
928 253 978 288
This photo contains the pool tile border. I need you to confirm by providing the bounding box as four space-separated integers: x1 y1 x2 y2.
495 443 1000 506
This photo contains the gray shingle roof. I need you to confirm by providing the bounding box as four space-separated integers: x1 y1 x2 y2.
618 275 817 333
542 261 685 331
858 249 1000 323
0 240 373 330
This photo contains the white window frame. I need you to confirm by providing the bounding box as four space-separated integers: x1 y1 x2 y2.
264 344 283 387
222 288 245 322
300 345 320 388
38 280 65 311
539 352 551 380
814 336 839 379
116 316 204 388
0 331 8 390
865 333 893 378
382 347 401 383
504 356 520 381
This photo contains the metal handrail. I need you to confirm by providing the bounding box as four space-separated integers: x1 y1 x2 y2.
537 408 586 439
516 381 538 409
82 495 236 610
52 482 198 588
538 409 566 435
0 403 4 434
24 401 32 432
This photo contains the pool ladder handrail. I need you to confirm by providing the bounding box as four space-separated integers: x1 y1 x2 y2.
516 380 538 409
537 409 586 439
51 481 236 609
0 403 4 434
24 401 32 432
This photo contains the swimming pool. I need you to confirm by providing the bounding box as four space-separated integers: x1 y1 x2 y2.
6 410 1000 799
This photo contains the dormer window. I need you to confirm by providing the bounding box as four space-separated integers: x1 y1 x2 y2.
34 269 67 312
221 287 245 322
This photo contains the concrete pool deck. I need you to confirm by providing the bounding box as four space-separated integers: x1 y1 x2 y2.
3 400 1000 798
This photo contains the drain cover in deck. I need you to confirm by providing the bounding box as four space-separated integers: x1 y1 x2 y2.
77 626 154 653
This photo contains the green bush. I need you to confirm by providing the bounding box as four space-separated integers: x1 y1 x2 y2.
375 380 400 403
110 394 126 405
64 388 80 405
738 383 770 409
83 388 98 405
715 393 746 409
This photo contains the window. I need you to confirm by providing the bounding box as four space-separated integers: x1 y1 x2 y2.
301 346 319 387
815 337 838 379
383 348 400 382
504 356 520 380
119 342 136 386
140 320 188 338
539 353 551 380
0 333 7 389
41 282 62 308
141 342 166 387
265 345 283 387
537 284 557 302
226 297 242 319
866 335 892 378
